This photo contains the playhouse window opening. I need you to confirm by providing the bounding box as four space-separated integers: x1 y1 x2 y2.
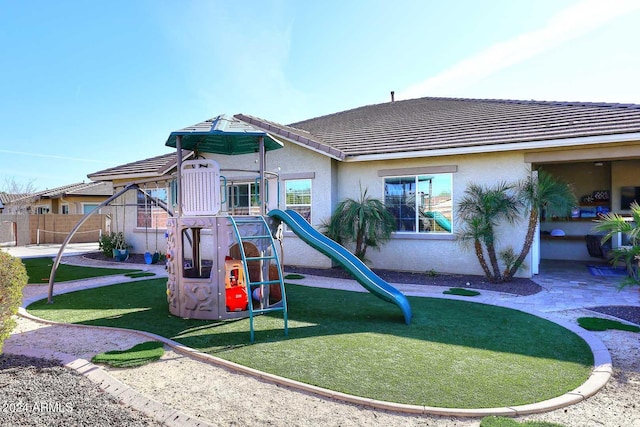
181 227 213 279
384 174 453 233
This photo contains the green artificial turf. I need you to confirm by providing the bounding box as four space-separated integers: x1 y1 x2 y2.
578 317 640 332
28 279 593 409
480 416 566 427
443 287 481 297
22 257 139 284
124 271 156 278
92 341 164 368
284 274 305 280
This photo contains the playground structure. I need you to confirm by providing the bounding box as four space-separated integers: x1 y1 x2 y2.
163 116 411 341
47 115 412 342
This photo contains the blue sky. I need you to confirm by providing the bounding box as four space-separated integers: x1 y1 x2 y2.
1 0 639 191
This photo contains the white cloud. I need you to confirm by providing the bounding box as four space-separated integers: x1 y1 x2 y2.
397 0 640 100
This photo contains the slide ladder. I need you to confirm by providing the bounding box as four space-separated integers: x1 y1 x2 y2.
228 216 288 342
269 209 412 324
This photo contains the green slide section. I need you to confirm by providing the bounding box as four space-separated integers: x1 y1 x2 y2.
269 209 412 324
423 211 452 232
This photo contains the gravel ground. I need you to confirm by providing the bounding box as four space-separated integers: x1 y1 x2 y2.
0 354 160 427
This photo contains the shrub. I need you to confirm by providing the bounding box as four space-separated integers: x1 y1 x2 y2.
98 232 128 258
0 251 28 352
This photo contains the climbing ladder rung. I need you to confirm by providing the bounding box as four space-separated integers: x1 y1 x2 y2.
249 280 281 287
232 218 264 223
241 235 272 239
252 306 285 315
245 255 276 261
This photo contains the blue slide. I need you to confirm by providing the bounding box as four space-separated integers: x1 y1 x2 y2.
269 209 412 325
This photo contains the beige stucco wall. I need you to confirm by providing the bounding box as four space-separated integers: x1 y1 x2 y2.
167 147 534 276
332 151 532 276
611 159 640 212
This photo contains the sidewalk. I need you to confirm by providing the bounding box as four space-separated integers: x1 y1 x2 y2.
1 242 100 258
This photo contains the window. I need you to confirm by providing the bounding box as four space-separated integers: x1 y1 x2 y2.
61 204 69 215
384 174 452 233
82 204 99 215
137 188 168 228
285 179 311 223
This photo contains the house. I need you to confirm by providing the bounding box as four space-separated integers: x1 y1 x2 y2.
0 181 113 245
0 181 113 215
88 152 192 254
87 97 640 277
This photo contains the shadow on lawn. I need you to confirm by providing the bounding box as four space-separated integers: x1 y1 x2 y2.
28 279 593 367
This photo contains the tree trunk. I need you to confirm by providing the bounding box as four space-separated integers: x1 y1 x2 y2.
474 239 494 281
505 207 538 281
486 240 503 283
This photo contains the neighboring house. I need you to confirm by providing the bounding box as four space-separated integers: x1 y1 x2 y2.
0 182 113 245
88 97 640 277
1 181 113 215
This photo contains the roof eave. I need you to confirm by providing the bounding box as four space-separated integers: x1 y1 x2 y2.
343 132 640 162
234 114 345 161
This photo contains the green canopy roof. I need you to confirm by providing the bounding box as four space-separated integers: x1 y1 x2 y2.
165 114 284 155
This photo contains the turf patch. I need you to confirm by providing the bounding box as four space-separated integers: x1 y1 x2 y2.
124 272 156 278
284 274 305 280
443 287 480 297
578 317 640 332
91 341 164 368
480 416 566 427
22 257 139 284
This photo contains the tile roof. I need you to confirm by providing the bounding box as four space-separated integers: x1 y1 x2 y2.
2 182 113 205
88 152 191 181
36 181 113 198
0 192 29 205
244 97 640 159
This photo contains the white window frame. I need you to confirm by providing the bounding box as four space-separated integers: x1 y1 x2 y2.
284 178 312 224
383 172 453 235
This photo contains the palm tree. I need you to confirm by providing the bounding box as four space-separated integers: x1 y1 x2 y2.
592 201 640 289
324 186 397 262
504 170 576 280
456 182 521 283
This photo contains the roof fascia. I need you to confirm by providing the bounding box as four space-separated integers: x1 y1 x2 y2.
343 132 640 162
234 114 345 161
